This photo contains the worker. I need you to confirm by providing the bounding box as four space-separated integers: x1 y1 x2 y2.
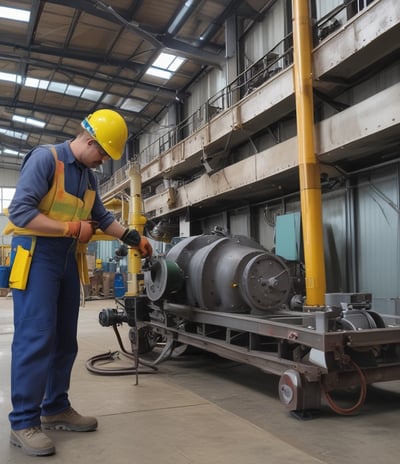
3 109 152 456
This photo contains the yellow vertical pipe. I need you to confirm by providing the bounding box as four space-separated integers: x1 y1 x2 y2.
125 162 147 296
292 0 326 306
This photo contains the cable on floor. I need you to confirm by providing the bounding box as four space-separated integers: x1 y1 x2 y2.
85 324 175 380
321 358 367 415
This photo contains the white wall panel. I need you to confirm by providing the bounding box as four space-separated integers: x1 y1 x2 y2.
185 67 226 128
243 0 285 66
315 0 343 19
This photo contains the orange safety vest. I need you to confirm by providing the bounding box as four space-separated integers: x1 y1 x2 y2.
4 146 96 284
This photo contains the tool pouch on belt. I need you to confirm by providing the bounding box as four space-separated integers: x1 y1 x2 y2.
9 237 37 290
76 242 90 286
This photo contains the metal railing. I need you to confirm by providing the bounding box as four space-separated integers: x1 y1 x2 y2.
99 0 376 197
139 34 294 167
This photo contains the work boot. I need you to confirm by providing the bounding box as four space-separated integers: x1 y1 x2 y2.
10 427 56 456
41 407 98 432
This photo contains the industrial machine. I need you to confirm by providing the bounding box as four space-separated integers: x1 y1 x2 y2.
97 228 400 417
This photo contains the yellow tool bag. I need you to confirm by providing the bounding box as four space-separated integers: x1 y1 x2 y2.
76 242 90 286
9 238 36 290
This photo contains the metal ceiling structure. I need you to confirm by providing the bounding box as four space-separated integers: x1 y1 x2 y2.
0 0 267 170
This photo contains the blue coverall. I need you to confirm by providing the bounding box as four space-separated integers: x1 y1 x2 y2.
7 141 115 430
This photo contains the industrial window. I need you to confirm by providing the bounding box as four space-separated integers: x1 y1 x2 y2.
0 188 15 214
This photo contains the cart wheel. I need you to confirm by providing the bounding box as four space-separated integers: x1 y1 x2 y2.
279 369 321 414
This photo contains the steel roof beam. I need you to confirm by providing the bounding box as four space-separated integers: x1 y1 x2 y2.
0 51 178 100
42 0 224 67
160 36 223 68
0 38 145 73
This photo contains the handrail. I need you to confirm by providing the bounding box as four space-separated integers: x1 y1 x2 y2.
99 1 373 197
138 34 294 167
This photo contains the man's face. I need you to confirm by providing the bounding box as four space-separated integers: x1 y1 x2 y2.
83 139 111 168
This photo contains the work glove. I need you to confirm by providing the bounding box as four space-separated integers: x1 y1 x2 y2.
115 244 128 257
64 220 98 243
121 228 153 257
121 228 140 246
137 236 153 257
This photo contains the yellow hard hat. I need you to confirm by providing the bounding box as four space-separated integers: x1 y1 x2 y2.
81 109 128 160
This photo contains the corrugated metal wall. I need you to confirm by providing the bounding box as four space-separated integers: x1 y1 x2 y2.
208 163 400 301
243 1 285 66
229 207 251 237
315 0 344 19
355 166 400 298
322 188 348 293
185 67 226 130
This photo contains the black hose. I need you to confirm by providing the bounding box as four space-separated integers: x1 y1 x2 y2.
85 350 156 376
85 324 175 376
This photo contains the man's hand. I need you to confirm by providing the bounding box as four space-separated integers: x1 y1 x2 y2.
65 220 98 243
121 228 153 257
137 236 153 258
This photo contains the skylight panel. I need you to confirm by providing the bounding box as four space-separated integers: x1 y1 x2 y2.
153 53 176 69
146 52 185 81
48 81 67 93
120 98 147 112
12 115 46 128
3 149 20 156
25 77 49 90
19 75 102 102
81 89 103 102
0 73 127 111
0 128 28 140
169 57 185 72
153 53 185 71
146 67 172 80
66 84 83 97
102 95 122 106
0 6 30 22
0 72 22 84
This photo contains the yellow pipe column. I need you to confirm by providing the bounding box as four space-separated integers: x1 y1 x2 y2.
125 161 147 296
292 0 326 306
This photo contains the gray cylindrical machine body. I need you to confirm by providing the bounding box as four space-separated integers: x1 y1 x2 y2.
145 234 294 313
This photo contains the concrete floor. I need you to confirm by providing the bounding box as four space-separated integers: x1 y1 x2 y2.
1 296 400 463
